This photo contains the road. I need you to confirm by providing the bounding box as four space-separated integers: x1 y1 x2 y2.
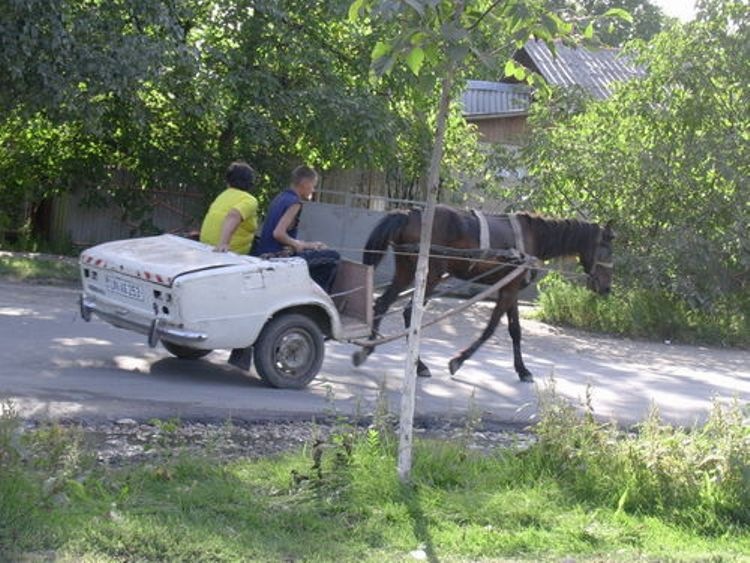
1 280 748 426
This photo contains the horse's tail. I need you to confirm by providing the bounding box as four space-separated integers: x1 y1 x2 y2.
363 210 412 268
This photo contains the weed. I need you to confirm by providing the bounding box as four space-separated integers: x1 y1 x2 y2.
528 379 750 533
372 375 396 443
458 387 482 453
0 403 52 555
147 417 185 458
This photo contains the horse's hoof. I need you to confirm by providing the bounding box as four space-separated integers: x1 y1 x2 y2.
417 365 432 378
448 357 462 376
352 349 369 367
518 371 534 383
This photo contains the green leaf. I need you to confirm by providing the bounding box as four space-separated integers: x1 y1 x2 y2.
604 8 633 24
403 0 425 16
583 21 594 40
371 41 392 62
410 31 429 46
504 59 527 81
348 0 364 22
543 13 572 35
405 46 425 75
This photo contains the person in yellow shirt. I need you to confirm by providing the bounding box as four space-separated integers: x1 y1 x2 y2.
200 161 259 253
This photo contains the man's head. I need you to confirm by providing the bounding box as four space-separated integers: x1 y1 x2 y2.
225 161 256 192
291 165 318 200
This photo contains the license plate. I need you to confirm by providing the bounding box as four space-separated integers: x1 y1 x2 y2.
106 275 144 302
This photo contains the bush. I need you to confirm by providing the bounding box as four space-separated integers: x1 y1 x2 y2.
529 380 750 533
537 273 750 348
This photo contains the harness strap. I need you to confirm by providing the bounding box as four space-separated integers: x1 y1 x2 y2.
508 214 525 254
508 214 533 283
471 209 490 250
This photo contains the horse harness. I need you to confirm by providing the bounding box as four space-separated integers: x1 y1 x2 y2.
591 229 614 275
470 209 533 283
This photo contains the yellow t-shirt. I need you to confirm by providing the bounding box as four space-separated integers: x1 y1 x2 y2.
200 188 258 254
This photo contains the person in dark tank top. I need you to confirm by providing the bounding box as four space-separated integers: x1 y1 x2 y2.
254 165 340 292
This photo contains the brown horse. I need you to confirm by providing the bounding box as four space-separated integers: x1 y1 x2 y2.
352 205 614 382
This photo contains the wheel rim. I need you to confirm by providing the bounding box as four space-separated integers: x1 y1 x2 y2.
273 328 315 379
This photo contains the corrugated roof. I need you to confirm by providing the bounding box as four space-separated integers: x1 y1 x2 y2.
522 40 643 100
461 80 531 118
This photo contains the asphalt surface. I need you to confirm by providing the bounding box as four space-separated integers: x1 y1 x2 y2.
1 280 748 426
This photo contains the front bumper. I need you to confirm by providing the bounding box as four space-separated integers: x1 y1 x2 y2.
79 294 208 348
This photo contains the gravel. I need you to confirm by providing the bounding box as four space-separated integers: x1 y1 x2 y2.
22 418 536 466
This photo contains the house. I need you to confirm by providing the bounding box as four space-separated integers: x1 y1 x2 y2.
462 39 644 145
461 81 532 146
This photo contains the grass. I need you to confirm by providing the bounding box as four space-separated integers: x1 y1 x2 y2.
2 389 749 562
0 253 79 283
537 273 750 348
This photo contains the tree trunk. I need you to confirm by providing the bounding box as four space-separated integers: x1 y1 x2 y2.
397 69 454 483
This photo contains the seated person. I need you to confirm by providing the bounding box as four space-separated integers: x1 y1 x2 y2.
254 165 339 292
200 161 258 254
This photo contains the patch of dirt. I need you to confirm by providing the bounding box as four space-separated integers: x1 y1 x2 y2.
24 418 536 466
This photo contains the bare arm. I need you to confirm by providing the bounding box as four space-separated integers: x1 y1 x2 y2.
272 204 325 252
214 209 243 252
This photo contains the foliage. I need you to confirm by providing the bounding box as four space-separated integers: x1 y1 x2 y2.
0 255 79 283
1 396 749 560
0 0 485 240
537 272 750 347
548 0 669 46
0 402 42 553
533 380 750 533
495 0 748 307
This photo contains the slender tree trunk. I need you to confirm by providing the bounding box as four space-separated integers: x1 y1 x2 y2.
398 69 454 483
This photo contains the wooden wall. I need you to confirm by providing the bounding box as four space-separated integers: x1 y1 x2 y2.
469 115 529 145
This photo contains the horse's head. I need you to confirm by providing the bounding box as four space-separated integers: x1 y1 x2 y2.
583 222 614 296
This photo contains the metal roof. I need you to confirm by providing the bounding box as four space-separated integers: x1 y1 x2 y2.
461 80 531 119
521 40 643 100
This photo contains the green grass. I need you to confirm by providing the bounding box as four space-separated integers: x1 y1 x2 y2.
0 254 79 283
2 393 749 562
537 273 750 348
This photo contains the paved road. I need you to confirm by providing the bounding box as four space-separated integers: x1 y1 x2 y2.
1 280 748 426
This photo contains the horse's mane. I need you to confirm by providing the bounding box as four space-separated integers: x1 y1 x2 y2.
514 213 600 260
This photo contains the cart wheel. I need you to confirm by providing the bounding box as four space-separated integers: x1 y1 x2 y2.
162 340 212 360
254 313 325 389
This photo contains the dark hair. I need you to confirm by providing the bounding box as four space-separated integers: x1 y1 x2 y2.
225 161 256 191
290 165 318 186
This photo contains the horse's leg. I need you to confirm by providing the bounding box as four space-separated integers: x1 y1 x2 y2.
352 261 414 367
352 283 404 366
448 293 507 376
402 269 444 378
507 302 533 382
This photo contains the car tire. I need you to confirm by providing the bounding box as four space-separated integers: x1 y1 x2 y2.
162 340 212 360
253 313 325 389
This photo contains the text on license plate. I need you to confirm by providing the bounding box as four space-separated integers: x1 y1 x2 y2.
106 276 144 301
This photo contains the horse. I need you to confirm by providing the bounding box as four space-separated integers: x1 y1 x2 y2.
352 205 614 382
